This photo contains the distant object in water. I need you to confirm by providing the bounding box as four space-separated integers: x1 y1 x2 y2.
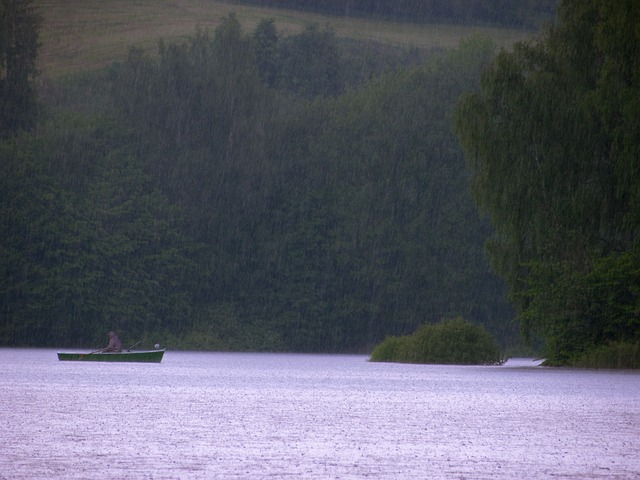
502 358 545 368
57 349 165 363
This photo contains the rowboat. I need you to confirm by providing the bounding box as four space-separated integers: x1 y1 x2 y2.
57 349 165 363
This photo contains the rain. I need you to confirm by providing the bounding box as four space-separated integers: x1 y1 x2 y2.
2 0 640 477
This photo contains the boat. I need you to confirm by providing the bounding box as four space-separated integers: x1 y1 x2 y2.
57 349 165 363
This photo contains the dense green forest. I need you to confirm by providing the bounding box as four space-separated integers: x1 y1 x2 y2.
229 0 557 28
1 0 516 352
455 0 640 366
3 0 637 365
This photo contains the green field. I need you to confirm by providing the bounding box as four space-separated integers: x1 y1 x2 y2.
36 0 537 77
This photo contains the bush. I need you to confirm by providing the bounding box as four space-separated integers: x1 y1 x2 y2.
370 336 405 362
570 342 640 369
370 317 502 365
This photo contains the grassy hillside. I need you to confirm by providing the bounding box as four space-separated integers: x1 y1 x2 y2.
36 0 537 77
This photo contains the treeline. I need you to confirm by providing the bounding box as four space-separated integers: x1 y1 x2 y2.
1 11 516 351
455 0 640 365
229 0 557 28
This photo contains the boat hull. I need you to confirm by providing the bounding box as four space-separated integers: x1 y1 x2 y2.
57 349 165 363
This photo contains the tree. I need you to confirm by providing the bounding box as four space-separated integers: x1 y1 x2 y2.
0 0 41 137
253 18 279 87
454 0 640 364
276 23 343 98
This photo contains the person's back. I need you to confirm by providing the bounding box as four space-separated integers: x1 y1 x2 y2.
106 331 123 352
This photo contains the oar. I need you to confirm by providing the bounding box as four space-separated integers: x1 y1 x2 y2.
79 348 105 359
127 341 142 352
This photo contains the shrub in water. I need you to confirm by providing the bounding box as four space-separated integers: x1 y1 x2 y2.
370 317 501 365
369 335 405 362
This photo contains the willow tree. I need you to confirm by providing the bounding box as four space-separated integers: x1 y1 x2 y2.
454 0 640 364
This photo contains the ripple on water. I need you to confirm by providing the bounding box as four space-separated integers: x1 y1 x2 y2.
1 350 639 479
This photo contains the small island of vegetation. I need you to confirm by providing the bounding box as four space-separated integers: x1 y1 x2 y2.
370 317 502 365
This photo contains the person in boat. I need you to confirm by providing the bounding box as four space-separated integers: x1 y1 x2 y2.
103 331 123 352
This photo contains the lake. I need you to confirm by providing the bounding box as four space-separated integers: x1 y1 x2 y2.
1 349 639 479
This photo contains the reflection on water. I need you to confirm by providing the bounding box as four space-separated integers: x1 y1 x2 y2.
1 349 639 479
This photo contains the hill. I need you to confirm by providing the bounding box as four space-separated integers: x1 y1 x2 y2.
36 0 537 77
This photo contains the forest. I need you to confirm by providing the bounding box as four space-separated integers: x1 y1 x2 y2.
229 0 557 28
1 0 638 365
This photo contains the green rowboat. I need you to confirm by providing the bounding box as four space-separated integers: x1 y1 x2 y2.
57 349 165 363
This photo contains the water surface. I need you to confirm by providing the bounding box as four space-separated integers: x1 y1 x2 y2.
1 349 639 479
